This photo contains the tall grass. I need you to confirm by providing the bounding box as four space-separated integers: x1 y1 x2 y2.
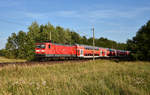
0 60 150 95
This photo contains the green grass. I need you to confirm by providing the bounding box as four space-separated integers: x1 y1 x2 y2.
0 60 150 95
0 56 26 63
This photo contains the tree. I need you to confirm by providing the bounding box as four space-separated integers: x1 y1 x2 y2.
0 49 7 56
5 33 18 58
17 31 27 58
127 20 150 61
81 36 88 45
71 31 81 44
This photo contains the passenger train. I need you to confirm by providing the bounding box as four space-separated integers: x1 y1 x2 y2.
35 41 130 59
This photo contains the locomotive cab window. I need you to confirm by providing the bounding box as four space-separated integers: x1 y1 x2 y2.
41 44 45 48
36 44 46 48
36 45 41 48
49 45 51 48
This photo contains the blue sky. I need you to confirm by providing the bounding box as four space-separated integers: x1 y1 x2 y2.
0 0 150 49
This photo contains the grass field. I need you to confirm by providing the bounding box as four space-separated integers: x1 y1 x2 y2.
0 56 26 63
0 60 150 95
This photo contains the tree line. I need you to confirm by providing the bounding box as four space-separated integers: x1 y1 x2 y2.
1 20 150 61
0 21 127 60
127 20 150 61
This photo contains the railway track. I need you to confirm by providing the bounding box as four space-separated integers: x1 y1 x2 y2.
0 57 131 67
0 60 89 67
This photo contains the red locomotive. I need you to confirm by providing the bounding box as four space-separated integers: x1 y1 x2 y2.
35 41 130 59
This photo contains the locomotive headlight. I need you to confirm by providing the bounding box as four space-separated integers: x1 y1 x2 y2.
41 50 45 52
36 50 40 52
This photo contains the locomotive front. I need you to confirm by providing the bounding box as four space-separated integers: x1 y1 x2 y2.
35 43 47 57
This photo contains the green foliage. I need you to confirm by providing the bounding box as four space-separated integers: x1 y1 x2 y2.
94 37 127 50
127 20 150 61
3 21 127 60
0 49 7 56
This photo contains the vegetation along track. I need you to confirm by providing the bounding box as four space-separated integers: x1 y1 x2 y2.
0 57 130 67
0 59 89 67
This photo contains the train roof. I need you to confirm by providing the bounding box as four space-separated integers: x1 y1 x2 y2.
77 44 108 49
36 40 74 46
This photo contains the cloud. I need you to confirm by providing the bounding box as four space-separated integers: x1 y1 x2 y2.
24 12 47 19
20 6 150 23
0 0 20 7
55 11 81 18
83 7 150 21
58 6 150 19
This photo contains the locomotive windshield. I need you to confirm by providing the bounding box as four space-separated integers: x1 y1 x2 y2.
36 44 46 48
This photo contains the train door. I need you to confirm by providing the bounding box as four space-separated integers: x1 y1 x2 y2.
100 50 102 56
105 50 107 56
80 49 84 57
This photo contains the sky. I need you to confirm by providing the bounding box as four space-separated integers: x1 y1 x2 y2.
0 0 150 49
